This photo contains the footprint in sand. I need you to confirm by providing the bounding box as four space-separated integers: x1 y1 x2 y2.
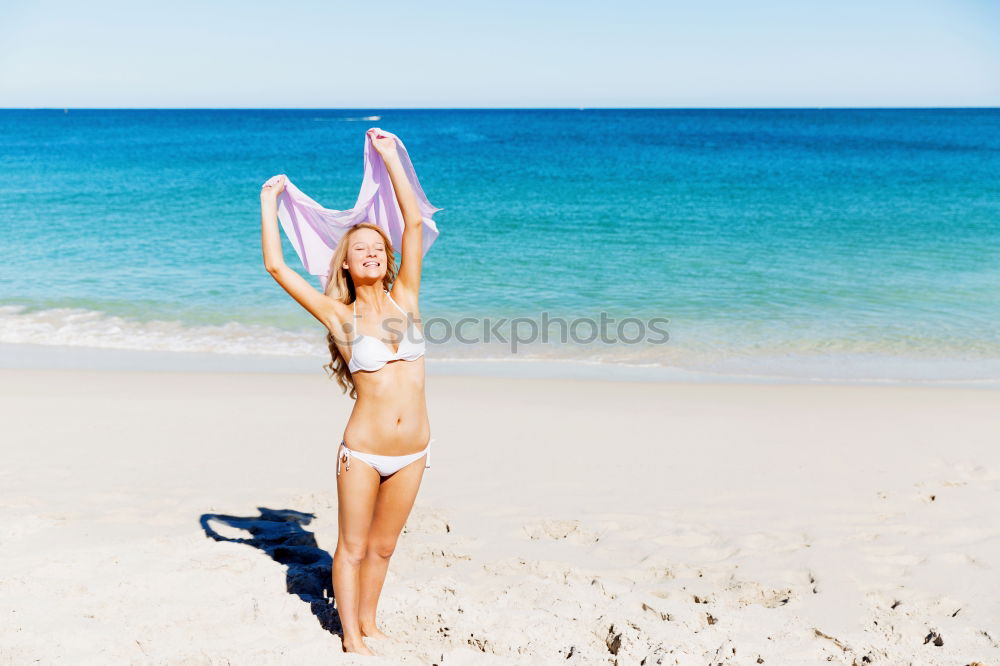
402 510 452 535
721 578 794 608
521 518 599 544
408 542 473 567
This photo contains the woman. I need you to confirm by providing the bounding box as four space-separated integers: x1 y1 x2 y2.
259 132 432 657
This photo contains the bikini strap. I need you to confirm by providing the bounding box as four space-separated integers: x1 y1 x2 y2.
355 291 402 315
384 290 408 317
337 441 352 476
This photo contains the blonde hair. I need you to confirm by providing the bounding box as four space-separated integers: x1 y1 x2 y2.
322 223 398 399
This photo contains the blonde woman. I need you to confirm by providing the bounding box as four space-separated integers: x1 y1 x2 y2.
259 133 432 657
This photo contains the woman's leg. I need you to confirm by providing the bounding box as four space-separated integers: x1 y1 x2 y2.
358 454 428 637
334 453 381 654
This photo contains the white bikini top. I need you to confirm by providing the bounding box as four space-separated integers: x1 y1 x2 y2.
347 290 426 373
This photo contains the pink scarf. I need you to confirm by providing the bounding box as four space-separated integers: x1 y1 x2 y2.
261 128 442 290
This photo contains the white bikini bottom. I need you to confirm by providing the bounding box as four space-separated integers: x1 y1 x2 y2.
337 439 433 478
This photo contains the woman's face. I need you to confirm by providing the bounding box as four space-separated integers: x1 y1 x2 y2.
343 227 388 282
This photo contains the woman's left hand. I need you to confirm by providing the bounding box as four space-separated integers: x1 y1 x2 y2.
368 130 399 160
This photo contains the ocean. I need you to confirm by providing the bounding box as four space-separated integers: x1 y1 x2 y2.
1 108 998 384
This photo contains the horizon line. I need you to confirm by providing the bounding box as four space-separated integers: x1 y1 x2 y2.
3 105 999 111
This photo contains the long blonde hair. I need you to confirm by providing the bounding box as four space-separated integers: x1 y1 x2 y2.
322 223 399 400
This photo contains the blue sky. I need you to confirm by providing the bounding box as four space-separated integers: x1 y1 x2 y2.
1 0 997 108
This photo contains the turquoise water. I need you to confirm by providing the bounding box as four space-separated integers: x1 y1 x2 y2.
1 109 998 381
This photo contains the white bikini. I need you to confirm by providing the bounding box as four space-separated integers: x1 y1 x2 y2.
338 290 432 478
347 290 426 373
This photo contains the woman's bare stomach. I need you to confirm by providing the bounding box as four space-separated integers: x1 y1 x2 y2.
342 363 429 455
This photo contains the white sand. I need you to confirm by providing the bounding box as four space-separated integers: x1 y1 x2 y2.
1 367 998 665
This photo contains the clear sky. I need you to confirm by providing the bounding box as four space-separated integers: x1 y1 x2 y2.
1 0 997 108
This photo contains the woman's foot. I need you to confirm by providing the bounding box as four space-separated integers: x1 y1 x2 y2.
361 624 391 640
341 637 376 656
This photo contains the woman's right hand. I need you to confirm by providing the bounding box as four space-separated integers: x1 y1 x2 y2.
261 174 287 201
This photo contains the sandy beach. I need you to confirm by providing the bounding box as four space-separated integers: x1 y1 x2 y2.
1 366 998 664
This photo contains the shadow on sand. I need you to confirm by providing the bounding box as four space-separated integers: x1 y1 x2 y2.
199 507 341 635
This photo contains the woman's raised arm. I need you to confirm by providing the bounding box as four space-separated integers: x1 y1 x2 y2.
370 131 424 298
260 176 338 329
